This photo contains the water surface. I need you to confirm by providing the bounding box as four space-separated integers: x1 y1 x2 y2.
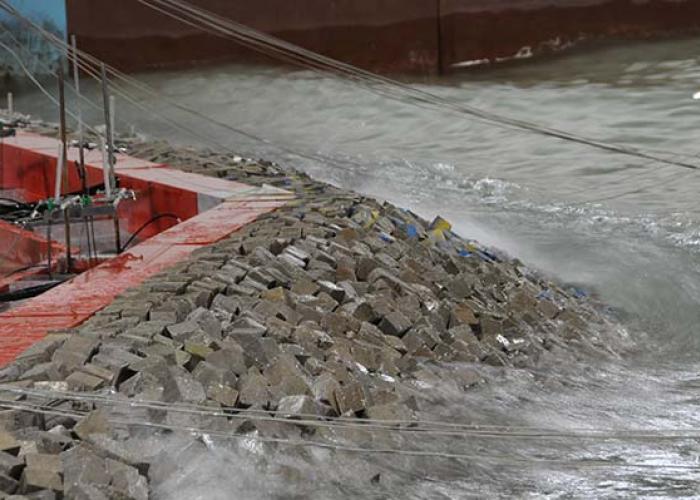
11 36 700 497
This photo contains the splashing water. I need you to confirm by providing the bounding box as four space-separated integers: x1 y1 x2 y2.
12 35 700 497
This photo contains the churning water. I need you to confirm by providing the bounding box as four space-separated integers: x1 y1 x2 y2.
11 36 700 497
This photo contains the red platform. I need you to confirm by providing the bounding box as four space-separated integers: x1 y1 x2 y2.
0 219 67 281
0 132 292 365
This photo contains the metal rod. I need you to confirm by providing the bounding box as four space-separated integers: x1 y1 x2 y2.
83 216 93 266
114 214 121 255
436 0 443 74
53 143 65 202
57 63 68 195
70 35 82 141
71 34 87 194
90 216 97 260
6 92 12 115
64 208 72 273
109 94 116 149
46 215 53 280
100 63 116 192
99 136 112 197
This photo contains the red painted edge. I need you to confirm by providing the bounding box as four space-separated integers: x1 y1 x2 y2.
0 134 291 365
0 220 68 279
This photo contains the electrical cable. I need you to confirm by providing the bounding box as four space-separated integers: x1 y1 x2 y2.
0 38 108 150
4 385 700 442
2 398 700 472
20 0 696 209
119 213 180 252
133 0 700 170
0 11 365 176
0 27 106 117
0 197 26 207
0 280 63 302
0 0 696 235
3 0 696 182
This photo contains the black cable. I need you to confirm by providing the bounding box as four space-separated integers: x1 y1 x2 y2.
0 198 33 224
2 0 698 175
89 216 97 261
0 280 64 302
46 215 52 279
0 197 27 207
136 0 700 171
119 213 180 253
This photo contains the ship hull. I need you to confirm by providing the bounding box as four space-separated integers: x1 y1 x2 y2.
58 0 700 74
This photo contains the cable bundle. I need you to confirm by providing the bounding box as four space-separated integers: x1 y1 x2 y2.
0 0 697 174
1 386 700 471
130 0 699 171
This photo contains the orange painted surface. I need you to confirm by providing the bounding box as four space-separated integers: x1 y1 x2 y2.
0 132 252 236
0 268 49 295
0 133 291 365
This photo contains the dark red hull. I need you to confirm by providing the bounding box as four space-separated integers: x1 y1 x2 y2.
65 0 700 74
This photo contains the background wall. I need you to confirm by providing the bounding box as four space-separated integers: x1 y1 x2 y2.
66 0 440 75
3 0 700 77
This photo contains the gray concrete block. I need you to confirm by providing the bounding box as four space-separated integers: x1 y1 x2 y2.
276 395 318 418
19 468 62 495
333 382 369 415
378 311 412 337
0 451 23 478
237 373 271 407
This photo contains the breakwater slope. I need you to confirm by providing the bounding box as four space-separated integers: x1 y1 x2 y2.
5 36 700 496
0 117 623 497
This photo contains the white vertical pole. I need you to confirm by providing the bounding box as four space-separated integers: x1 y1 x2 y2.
100 137 112 197
70 35 83 145
54 142 65 202
109 95 116 147
7 92 13 115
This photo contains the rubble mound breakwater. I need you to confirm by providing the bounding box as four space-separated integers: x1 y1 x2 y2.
0 120 619 498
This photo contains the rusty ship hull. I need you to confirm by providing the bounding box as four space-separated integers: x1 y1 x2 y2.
57 0 700 74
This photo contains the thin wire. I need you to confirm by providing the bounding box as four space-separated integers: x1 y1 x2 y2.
5 0 692 218
0 29 103 116
0 40 103 139
3 1 697 211
3 399 700 472
2 0 698 174
0 0 696 249
0 27 314 210
0 8 367 176
135 0 700 171
5 385 700 441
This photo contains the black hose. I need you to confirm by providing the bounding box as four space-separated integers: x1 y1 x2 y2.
0 280 63 302
0 197 27 207
119 213 180 253
0 199 35 223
